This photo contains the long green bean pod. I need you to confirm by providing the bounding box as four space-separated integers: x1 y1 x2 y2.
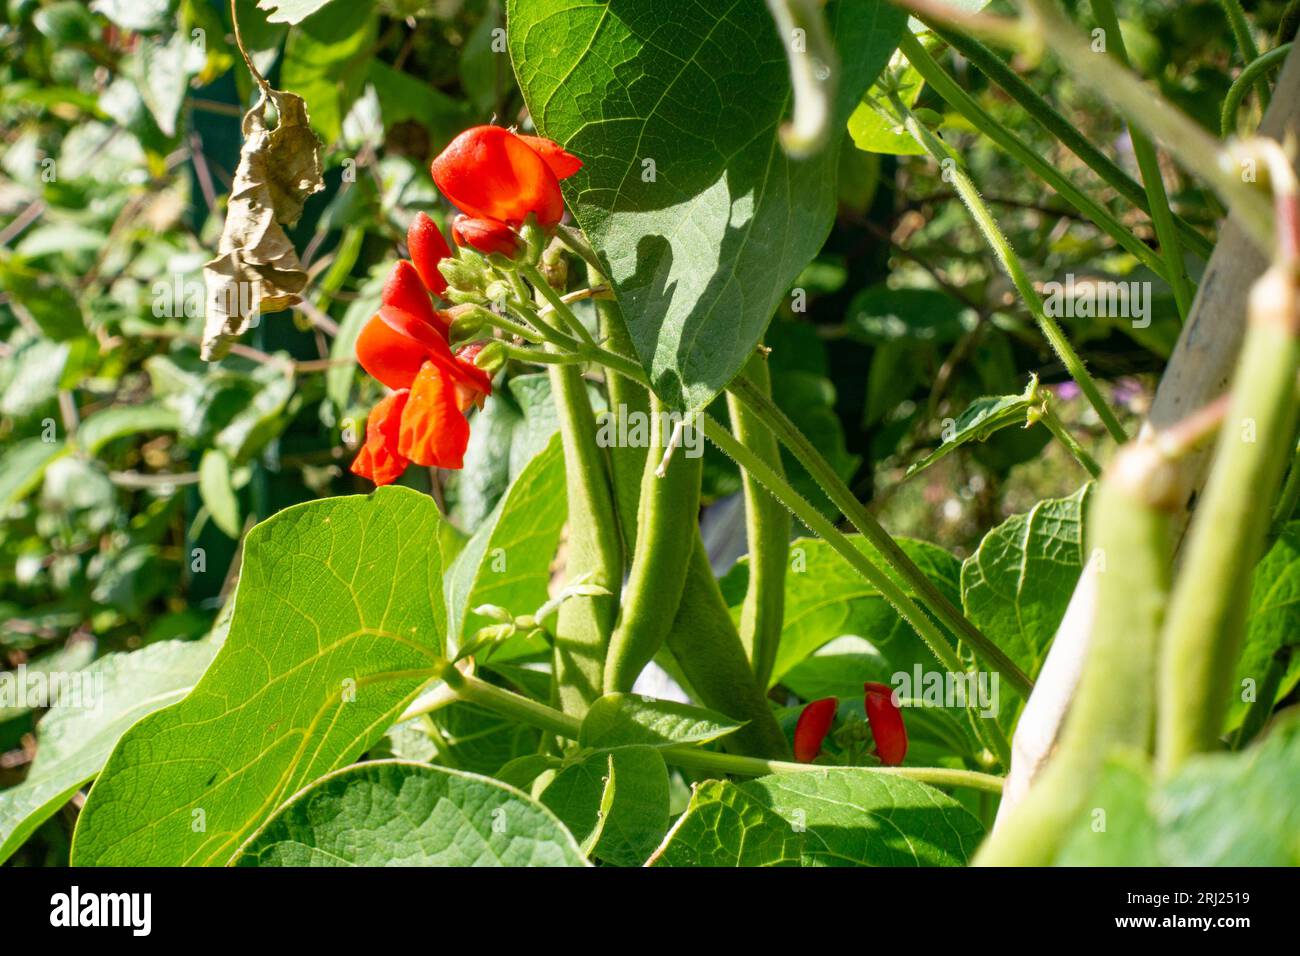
603 396 703 693
1158 264 1300 774
726 354 791 688
976 442 1178 865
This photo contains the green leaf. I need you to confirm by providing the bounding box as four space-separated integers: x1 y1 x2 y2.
960 484 1093 717
848 58 925 156
75 403 179 454
368 61 468 143
0 639 96 723
1227 522 1300 729
1 339 71 417
648 779 803 867
426 701 541 776
280 1 377 143
256 0 337 26
509 0 907 411
721 535 962 687
326 266 384 411
0 264 84 341
0 639 218 865
0 438 69 508
91 0 175 31
444 434 566 649
741 768 984 865
537 745 669 866
906 381 1038 479
578 694 743 750
1058 716 1300 865
234 760 587 866
71 487 447 866
199 449 242 538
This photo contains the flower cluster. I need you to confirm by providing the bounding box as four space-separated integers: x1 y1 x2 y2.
792 682 909 766
350 127 581 486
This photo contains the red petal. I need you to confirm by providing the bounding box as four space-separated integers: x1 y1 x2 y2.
793 697 837 763
398 362 471 470
381 260 446 337
431 125 564 227
407 212 452 297
864 683 908 766
451 214 520 258
350 391 410 486
356 315 431 391
518 135 583 180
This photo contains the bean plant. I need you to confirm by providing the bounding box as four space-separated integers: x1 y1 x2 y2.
1 0 1298 869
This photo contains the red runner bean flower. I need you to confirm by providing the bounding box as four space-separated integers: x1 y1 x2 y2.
793 697 838 763
863 682 908 766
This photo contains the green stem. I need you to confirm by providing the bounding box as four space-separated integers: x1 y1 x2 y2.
1036 401 1102 479
896 32 1172 281
555 224 607 279
1091 0 1193 321
1157 266 1300 775
726 354 791 688
1218 0 1270 110
518 262 598 349
1221 42 1293 138
924 20 1213 260
888 88 1128 443
728 375 1034 698
499 344 587 365
444 668 1001 791
1270 437 1300 534
603 395 703 692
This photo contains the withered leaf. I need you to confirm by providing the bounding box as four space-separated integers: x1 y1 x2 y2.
201 90 324 360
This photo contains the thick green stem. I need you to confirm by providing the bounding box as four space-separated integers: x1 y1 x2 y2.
603 396 703 693
1091 0 1193 320
728 376 1034 697
444 667 998 790
897 31 1172 281
1157 266 1300 775
888 88 1128 443
726 354 791 687
1221 43 1293 138
976 442 1175 865
924 20 1213 260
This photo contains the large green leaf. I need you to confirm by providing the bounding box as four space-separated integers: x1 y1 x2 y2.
509 0 907 411
235 760 587 866
0 639 218 864
537 745 669 865
0 438 69 507
444 434 567 648
71 487 447 866
960 484 1093 716
648 779 803 867
280 1 377 143
741 768 984 865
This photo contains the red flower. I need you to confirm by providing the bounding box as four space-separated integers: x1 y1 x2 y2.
864 682 908 766
350 247 491 486
431 125 581 228
451 214 521 258
793 697 837 763
407 212 452 297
